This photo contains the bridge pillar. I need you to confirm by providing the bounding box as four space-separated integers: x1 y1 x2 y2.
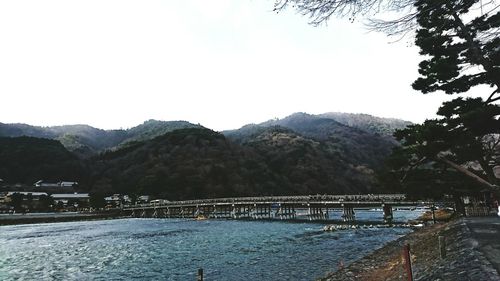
231 204 237 219
382 204 393 223
341 205 355 222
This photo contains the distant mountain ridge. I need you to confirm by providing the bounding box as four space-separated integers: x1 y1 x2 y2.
0 112 411 197
0 136 86 184
318 112 412 136
0 120 203 157
224 112 410 167
92 127 376 198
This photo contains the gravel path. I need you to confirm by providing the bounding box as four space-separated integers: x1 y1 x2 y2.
319 218 500 281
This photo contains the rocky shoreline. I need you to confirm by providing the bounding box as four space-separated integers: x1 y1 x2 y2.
318 217 500 281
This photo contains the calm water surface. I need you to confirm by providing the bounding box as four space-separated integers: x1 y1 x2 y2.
0 210 422 281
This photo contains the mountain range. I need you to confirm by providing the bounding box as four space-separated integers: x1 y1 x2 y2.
0 112 411 198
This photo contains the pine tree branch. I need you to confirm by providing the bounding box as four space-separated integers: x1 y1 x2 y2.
400 156 428 183
436 155 498 190
450 11 500 91
485 88 500 104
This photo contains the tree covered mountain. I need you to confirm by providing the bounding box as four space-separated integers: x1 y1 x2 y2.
0 137 87 185
224 112 404 167
0 112 410 198
91 128 375 199
318 112 412 137
0 120 202 157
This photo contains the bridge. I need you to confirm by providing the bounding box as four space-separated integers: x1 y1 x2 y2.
122 194 427 222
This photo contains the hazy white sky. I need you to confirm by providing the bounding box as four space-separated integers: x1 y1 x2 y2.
0 0 457 131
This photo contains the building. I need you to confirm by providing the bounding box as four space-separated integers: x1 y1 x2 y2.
34 180 59 188
59 181 78 187
104 194 131 209
4 192 49 202
137 195 151 204
0 192 11 212
52 193 90 207
34 180 78 193
34 180 78 188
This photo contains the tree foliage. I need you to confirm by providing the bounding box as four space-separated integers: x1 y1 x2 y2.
412 0 500 99
0 137 87 185
394 0 500 190
277 0 500 192
391 98 499 194
91 127 379 199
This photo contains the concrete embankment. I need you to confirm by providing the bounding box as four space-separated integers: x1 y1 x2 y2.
319 217 500 281
0 211 122 225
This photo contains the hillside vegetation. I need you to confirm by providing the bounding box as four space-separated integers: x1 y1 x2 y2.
0 112 410 198
0 137 87 184
91 128 375 199
0 120 201 157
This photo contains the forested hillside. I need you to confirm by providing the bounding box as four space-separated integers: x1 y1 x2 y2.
0 137 87 184
91 128 375 199
0 120 201 157
225 112 399 167
0 112 410 198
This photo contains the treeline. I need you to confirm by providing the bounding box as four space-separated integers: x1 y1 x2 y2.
91 128 376 200
0 137 87 184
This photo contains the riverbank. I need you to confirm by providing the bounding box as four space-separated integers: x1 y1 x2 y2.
0 211 122 225
319 217 500 280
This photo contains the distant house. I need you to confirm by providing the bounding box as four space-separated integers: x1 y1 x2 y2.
34 180 60 188
4 192 49 202
52 193 89 208
137 195 151 204
0 192 7 204
34 180 78 188
34 180 78 193
59 181 78 187
104 194 125 208
0 192 11 212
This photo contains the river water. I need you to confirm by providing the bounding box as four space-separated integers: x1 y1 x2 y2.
0 210 422 281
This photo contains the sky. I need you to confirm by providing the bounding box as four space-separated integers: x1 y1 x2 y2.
0 0 460 131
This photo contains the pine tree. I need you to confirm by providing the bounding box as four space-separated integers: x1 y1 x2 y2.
412 0 500 102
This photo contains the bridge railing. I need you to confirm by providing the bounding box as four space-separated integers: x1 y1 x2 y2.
123 194 407 209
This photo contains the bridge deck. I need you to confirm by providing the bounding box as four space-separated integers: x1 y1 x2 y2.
123 194 426 211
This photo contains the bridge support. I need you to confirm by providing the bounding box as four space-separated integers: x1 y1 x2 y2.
341 205 355 222
275 204 296 220
383 204 393 223
231 204 238 219
308 205 326 220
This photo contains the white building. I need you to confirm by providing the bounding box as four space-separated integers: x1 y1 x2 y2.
52 193 90 206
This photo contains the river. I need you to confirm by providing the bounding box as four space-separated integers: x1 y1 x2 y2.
0 210 422 281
